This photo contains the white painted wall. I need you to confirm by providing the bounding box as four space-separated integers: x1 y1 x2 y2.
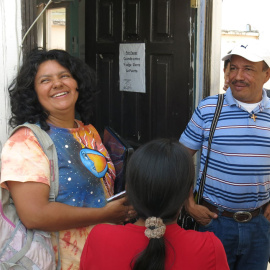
0 0 22 155
194 0 223 178
195 0 207 107
196 0 222 101
210 0 222 96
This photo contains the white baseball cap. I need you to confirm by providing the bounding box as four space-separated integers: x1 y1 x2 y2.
222 41 270 67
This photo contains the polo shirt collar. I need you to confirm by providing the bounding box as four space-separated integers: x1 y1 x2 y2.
225 88 270 110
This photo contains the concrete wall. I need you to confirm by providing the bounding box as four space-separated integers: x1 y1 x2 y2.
0 0 22 155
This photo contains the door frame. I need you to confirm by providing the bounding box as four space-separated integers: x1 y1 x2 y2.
195 0 222 107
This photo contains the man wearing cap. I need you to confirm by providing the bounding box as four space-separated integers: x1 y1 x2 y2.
179 41 270 270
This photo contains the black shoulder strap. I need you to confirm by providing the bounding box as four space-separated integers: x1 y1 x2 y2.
196 94 224 204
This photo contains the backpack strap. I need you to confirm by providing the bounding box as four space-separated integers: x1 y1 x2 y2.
196 93 224 204
5 226 34 265
10 123 59 200
8 123 61 269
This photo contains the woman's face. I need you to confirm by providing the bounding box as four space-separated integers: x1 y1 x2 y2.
34 60 79 116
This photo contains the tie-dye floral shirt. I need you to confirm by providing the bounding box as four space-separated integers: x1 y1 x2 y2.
0 120 115 270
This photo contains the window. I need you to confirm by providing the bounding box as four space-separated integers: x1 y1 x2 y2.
37 3 69 51
46 8 66 50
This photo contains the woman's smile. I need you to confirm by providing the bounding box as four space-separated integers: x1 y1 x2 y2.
51 91 70 98
34 60 79 115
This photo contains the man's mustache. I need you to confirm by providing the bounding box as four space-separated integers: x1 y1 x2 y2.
231 80 250 87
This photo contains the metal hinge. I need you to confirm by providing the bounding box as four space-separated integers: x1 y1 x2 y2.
190 0 198 8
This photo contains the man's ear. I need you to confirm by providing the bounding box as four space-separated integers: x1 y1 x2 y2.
264 67 270 84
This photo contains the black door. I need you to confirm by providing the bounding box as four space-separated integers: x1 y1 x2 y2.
85 0 196 147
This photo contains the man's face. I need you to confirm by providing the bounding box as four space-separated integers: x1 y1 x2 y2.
229 55 270 103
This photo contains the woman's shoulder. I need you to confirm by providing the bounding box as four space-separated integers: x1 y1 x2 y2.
181 230 227 258
191 231 229 268
9 126 36 141
88 223 143 241
168 225 224 251
168 227 228 269
4 126 41 152
1 126 50 188
90 223 132 234
180 229 221 244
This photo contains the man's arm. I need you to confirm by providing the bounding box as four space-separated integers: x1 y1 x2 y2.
185 147 197 157
184 146 218 226
185 188 218 226
263 202 270 221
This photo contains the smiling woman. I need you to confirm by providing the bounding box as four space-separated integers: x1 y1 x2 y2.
8 49 97 131
34 60 79 127
0 48 135 269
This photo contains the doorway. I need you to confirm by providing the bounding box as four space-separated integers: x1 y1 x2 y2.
85 0 197 147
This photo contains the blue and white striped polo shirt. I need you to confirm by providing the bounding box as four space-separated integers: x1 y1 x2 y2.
180 88 270 211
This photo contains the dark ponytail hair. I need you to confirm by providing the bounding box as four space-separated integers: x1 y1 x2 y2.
126 139 194 270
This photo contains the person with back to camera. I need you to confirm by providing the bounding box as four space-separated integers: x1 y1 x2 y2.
223 57 231 91
0 48 135 269
179 40 270 270
80 139 229 270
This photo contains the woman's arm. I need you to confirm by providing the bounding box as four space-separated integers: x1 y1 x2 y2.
7 181 131 231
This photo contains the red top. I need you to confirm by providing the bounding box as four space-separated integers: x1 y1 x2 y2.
80 223 229 270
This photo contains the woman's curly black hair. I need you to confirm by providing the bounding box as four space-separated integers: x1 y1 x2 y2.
8 48 97 130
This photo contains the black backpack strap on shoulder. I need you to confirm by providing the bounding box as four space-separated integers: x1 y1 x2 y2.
196 94 224 204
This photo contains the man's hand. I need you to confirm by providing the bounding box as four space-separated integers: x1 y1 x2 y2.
187 204 218 226
263 203 270 221
185 189 218 226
